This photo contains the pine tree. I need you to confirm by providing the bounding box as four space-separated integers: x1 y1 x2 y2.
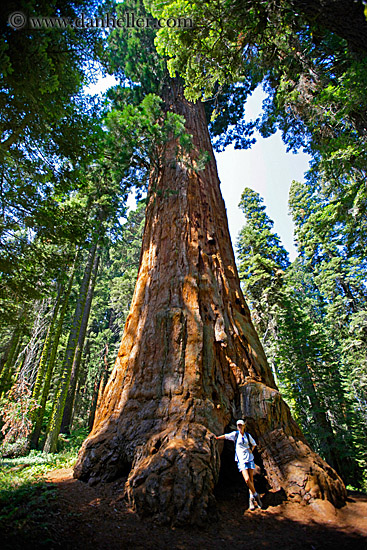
289 179 367 485
237 187 364 486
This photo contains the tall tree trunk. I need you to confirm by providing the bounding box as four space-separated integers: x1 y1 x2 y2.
60 252 100 434
96 341 111 415
87 342 107 432
87 334 111 431
0 329 21 396
71 338 91 428
303 359 342 473
88 369 101 433
0 330 19 377
44 242 98 453
16 300 50 389
31 285 64 404
74 82 346 524
30 257 78 449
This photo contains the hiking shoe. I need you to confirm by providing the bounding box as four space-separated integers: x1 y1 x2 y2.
254 493 263 508
249 496 256 511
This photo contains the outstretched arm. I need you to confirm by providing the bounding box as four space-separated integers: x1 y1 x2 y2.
215 435 226 440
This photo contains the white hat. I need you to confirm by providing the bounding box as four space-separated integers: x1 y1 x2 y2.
236 419 245 426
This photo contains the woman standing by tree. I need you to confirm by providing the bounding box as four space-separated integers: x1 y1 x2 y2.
216 420 263 511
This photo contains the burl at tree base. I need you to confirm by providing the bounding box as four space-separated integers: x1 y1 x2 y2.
74 83 346 525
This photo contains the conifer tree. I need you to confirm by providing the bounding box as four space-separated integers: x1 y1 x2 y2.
237 187 364 485
74 0 346 524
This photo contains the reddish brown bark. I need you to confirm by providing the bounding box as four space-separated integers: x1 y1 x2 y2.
74 81 346 524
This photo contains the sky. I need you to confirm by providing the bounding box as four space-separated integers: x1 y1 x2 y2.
216 89 311 261
87 76 311 261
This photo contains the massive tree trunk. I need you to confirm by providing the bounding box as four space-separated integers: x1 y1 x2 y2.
74 81 346 524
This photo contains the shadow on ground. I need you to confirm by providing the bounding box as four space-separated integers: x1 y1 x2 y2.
1 467 366 550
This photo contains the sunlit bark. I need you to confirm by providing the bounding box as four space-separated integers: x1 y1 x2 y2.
74 81 346 524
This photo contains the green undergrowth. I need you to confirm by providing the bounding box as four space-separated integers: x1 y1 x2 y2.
0 429 88 547
0 448 77 489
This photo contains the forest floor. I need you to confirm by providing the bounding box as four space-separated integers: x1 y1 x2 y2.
2 466 367 550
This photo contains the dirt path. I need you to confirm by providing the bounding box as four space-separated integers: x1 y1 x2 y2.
4 468 367 549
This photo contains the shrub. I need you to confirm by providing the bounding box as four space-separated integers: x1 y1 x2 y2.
0 380 38 458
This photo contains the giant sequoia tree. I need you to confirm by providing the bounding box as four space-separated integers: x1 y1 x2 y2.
74 2 346 524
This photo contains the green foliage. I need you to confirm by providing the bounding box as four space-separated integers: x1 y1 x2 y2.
0 0 106 329
0 435 82 542
108 0 168 98
0 380 39 458
57 426 90 452
237 188 290 331
0 449 77 491
0 445 79 535
1 0 104 159
0 480 57 547
104 94 192 194
107 201 146 330
237 187 366 487
149 0 367 202
289 178 367 484
0 445 79 545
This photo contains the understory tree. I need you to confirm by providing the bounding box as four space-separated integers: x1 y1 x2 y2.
66 201 146 435
289 179 367 486
237 188 365 487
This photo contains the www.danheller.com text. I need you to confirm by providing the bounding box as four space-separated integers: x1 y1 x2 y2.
8 11 193 30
